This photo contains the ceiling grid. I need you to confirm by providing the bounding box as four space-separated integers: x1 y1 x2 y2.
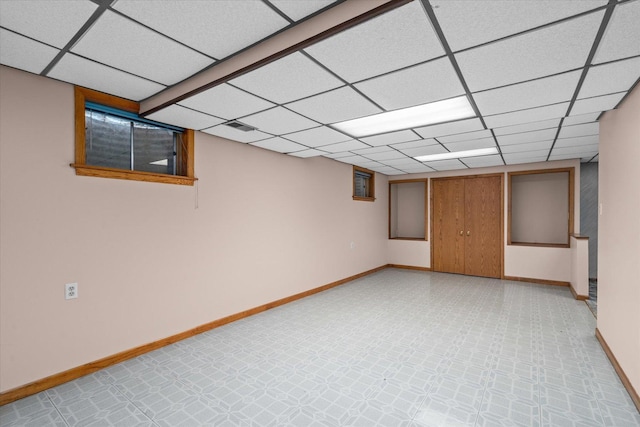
1 0 638 172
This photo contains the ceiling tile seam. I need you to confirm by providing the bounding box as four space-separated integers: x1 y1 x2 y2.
593 53 640 67
587 153 599 162
107 8 219 61
489 129 507 166
261 0 295 24
0 26 60 51
59 52 168 87
547 0 616 160
564 0 617 117
483 100 570 122
605 76 640 115
343 53 449 87
432 137 451 153
419 0 488 130
457 159 471 169
272 133 331 152
40 3 111 76
172 105 228 128
451 4 611 56
298 50 389 112
139 0 413 115
470 67 586 96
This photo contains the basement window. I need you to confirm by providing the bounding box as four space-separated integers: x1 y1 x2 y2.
353 166 375 201
72 87 196 185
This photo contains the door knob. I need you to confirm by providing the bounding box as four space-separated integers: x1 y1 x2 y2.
467 231 471 236
459 230 463 236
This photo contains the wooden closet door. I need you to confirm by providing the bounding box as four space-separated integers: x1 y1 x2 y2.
464 176 502 278
432 178 465 274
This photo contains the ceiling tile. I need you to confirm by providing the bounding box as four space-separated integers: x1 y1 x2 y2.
269 0 337 21
549 151 598 161
0 29 59 74
483 103 569 128
351 160 384 169
414 118 484 139
431 0 607 51
391 139 439 150
283 126 350 147
369 166 406 176
500 140 553 154
457 11 603 92
558 122 599 138
380 158 427 168
354 57 465 110
179 84 275 120
593 0 640 63
113 0 289 59
317 140 369 153
0 0 97 48
437 129 493 144
145 105 224 130
588 154 599 163
288 148 326 158
304 1 444 82
360 150 408 161
570 92 626 116
71 10 213 86
201 124 272 143
322 151 353 159
251 137 309 153
230 52 343 104
554 135 599 148
332 155 372 165
241 107 318 135
444 138 496 152
285 86 382 124
492 118 561 136
423 159 468 171
551 143 599 154
578 56 640 99
360 130 421 147
562 112 600 126
497 128 558 146
48 54 165 101
503 154 549 165
398 164 435 173
351 146 395 155
399 145 449 158
473 71 581 116
462 154 504 168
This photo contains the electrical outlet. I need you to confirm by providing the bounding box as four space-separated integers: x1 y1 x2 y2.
65 283 78 300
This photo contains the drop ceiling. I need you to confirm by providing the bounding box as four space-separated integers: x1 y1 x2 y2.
1 0 638 175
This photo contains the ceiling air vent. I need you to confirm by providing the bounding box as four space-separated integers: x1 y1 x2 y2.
224 120 256 132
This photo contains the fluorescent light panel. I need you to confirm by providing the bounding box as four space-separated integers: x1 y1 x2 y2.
415 147 498 162
332 96 475 138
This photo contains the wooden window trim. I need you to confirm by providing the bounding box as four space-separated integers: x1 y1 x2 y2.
388 178 428 240
507 167 574 248
352 165 375 201
72 87 196 186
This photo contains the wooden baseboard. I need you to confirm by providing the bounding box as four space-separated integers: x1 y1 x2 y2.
595 328 640 413
0 265 387 406
388 264 431 272
503 276 570 287
568 283 589 300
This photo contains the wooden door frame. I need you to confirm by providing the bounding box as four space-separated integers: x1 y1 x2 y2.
430 173 504 279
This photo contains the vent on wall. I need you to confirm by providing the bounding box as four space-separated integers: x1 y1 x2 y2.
224 120 257 132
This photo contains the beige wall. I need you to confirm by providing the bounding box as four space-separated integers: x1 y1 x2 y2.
0 66 389 392
387 160 580 281
598 84 640 394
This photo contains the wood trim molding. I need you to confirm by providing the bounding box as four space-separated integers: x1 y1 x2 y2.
568 283 589 300
388 264 431 272
0 265 388 406
571 234 590 240
71 164 197 186
503 276 570 287
595 328 640 412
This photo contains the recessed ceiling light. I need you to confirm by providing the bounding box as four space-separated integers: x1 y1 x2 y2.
332 96 475 138
414 147 498 162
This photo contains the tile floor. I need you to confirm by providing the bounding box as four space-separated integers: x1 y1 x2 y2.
1 269 638 426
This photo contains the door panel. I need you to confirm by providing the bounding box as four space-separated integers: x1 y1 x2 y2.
464 176 502 278
432 178 465 274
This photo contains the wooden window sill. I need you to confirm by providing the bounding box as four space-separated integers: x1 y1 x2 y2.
352 196 375 202
508 242 570 249
389 237 427 241
71 164 197 186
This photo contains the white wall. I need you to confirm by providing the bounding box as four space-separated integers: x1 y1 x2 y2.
598 84 640 396
0 66 389 392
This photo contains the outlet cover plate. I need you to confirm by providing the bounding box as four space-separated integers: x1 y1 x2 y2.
65 283 78 300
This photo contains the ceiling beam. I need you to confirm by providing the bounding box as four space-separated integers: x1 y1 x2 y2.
139 0 412 116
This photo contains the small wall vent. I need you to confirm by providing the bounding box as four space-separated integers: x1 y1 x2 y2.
224 120 256 132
